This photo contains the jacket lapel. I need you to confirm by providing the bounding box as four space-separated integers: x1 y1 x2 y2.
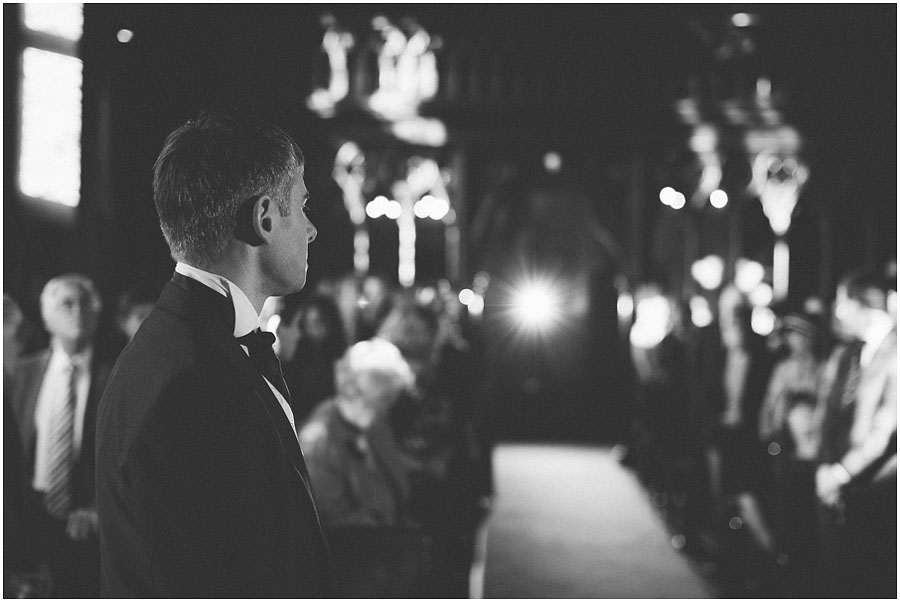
15 350 51 461
160 274 312 481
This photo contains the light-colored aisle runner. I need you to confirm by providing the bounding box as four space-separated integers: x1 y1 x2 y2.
480 444 714 598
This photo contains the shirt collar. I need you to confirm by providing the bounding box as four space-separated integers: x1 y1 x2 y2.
175 262 262 337
860 313 894 367
49 339 92 371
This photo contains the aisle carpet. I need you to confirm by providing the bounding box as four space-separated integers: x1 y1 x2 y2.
480 444 714 598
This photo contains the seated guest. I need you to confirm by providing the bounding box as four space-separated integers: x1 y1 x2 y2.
113 284 159 344
280 294 348 424
759 312 824 445
377 295 488 597
10 274 113 597
769 392 821 597
299 338 415 527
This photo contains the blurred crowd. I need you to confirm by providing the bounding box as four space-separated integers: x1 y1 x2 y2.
4 272 494 598
4 262 896 598
624 265 897 598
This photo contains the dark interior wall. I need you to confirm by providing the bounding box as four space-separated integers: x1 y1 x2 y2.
5 4 896 324
78 5 330 298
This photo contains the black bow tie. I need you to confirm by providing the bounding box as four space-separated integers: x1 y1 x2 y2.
237 329 291 402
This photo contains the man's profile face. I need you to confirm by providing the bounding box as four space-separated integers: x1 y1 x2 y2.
267 169 317 295
43 283 99 346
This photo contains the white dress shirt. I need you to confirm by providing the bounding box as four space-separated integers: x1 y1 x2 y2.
175 263 298 437
32 342 93 492
860 313 894 368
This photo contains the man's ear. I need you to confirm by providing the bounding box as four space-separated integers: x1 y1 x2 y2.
234 195 272 246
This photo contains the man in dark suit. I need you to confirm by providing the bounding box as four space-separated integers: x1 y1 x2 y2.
95 111 335 597
816 270 896 598
11 274 111 597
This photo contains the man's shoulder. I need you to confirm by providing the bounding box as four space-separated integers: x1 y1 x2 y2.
14 349 51 386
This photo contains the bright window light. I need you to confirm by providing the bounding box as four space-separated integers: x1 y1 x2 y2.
23 3 83 41
19 47 83 207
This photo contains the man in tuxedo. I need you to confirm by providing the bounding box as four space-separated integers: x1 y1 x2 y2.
95 111 335 597
816 270 896 598
11 274 111 597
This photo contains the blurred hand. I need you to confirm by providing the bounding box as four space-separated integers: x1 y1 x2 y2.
66 508 99 541
815 464 843 507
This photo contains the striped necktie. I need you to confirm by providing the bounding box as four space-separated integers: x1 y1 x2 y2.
44 361 78 519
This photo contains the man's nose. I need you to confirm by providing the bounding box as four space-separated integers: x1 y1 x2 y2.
307 222 317 243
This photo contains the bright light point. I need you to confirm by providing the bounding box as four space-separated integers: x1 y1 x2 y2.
690 295 714 328
468 294 484 317
617 293 634 320
365 200 382 219
735 259 765 293
398 263 415 287
429 198 449 221
630 295 671 349
385 200 402 220
691 255 725 291
543 152 562 174
749 283 774 307
671 192 686 210
458 288 475 306
473 271 490 292
731 13 755 27
512 281 560 330
710 189 729 208
751 307 776 336
659 187 677 206
414 200 430 219
117 29 134 43
390 118 447 147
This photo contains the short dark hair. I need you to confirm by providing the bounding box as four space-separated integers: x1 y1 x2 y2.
840 269 888 311
153 110 304 267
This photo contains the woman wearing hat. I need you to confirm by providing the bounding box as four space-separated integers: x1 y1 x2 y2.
758 312 825 445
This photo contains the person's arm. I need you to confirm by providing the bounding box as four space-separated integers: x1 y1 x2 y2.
839 367 897 479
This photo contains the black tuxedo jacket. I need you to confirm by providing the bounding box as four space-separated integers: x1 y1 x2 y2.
12 347 112 511
95 273 335 597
